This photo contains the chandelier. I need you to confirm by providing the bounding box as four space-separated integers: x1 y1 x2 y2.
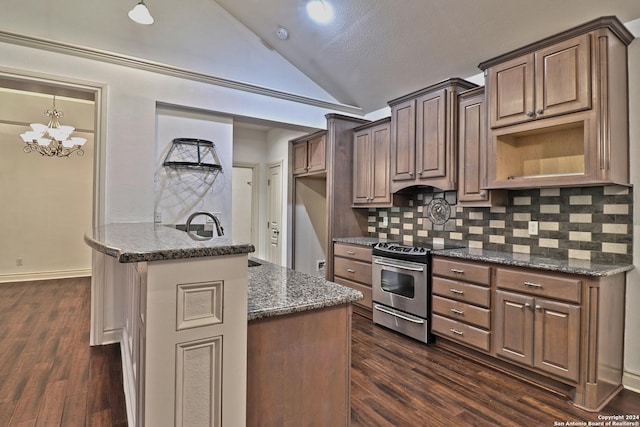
19 95 88 158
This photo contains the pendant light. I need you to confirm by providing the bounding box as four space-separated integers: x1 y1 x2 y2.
128 0 154 25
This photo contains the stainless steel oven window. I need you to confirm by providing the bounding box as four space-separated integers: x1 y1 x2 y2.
380 270 415 298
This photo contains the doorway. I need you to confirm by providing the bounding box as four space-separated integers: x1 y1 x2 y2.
266 161 283 265
0 71 103 282
232 163 259 248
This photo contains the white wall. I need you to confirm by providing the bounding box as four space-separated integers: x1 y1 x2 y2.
294 177 327 276
624 38 640 392
154 105 233 229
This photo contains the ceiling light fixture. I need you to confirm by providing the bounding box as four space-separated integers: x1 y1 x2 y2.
19 95 87 158
306 0 334 24
128 0 154 25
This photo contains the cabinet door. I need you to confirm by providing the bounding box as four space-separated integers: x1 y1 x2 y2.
458 90 489 203
489 54 535 128
307 135 326 173
370 123 391 204
352 130 371 204
416 89 446 179
390 99 416 181
535 33 591 119
533 299 580 382
495 290 534 365
292 142 308 175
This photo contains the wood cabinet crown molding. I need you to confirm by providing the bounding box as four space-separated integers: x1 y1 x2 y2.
478 15 634 71
388 77 477 107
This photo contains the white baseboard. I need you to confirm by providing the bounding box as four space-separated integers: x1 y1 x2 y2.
0 269 91 283
623 370 640 393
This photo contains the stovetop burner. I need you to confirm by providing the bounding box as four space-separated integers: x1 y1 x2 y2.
372 241 462 263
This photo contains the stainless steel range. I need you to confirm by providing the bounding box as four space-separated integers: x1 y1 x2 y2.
371 242 436 343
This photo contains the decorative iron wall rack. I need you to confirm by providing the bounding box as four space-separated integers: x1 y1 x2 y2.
162 138 222 172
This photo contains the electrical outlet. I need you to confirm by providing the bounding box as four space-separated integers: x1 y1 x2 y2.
317 260 326 271
16 258 23 267
154 211 162 223
528 221 539 236
381 216 388 227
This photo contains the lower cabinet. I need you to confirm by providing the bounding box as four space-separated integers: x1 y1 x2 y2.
431 258 492 352
495 290 580 382
333 242 373 318
431 255 626 412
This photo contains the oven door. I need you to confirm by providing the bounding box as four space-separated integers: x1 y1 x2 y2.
372 256 428 318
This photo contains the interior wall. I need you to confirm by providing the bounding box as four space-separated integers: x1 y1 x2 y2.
154 105 233 229
624 38 640 392
294 177 327 276
0 91 94 281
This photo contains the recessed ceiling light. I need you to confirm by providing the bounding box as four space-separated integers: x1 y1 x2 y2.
306 0 334 25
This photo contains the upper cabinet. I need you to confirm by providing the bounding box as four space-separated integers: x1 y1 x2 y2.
457 87 506 207
292 131 326 176
479 16 634 189
488 34 591 128
389 78 477 192
352 118 392 207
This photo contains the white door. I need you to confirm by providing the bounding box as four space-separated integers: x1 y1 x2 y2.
266 162 283 265
231 165 256 246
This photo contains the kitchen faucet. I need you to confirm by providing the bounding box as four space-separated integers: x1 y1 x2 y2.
185 211 224 236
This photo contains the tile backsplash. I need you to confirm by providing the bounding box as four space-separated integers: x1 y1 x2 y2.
368 186 633 264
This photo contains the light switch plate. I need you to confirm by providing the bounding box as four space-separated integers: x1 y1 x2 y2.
528 221 538 235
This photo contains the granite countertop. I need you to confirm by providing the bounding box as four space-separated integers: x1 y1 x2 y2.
434 247 634 277
247 258 363 321
333 236 393 246
85 223 255 263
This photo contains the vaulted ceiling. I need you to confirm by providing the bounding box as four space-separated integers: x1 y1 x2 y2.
212 0 640 114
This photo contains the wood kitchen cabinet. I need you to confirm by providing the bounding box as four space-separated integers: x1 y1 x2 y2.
457 87 506 207
389 78 477 192
431 257 492 352
480 17 634 189
292 131 326 175
352 118 391 207
333 242 373 319
432 255 627 412
495 290 580 383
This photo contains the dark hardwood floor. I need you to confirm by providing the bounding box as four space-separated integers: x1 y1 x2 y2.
1 279 638 426
0 278 127 426
351 313 640 426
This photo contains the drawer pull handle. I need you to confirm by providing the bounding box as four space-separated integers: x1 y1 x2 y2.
449 288 464 295
347 268 356 273
346 250 356 255
450 308 464 315
450 328 464 336
524 281 542 288
450 268 465 274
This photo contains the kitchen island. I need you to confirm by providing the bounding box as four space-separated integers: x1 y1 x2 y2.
85 223 362 427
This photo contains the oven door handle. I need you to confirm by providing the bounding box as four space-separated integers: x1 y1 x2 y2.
373 304 425 324
373 259 425 272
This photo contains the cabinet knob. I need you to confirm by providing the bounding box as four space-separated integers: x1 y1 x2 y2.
417 171 422 176
524 303 531 309
409 172 413 176
536 108 544 115
525 111 534 117
535 305 542 311
347 268 356 273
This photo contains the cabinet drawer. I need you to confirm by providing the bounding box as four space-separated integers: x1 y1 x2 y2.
334 257 372 285
333 277 372 309
432 277 491 307
432 314 490 352
496 268 581 303
432 295 490 329
432 257 490 285
334 243 373 262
